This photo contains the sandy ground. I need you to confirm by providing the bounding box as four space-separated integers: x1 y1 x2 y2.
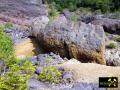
59 61 120 84
14 38 42 57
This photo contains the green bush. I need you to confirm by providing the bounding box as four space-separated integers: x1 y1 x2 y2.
76 7 92 15
39 66 61 84
116 36 120 42
0 59 35 90
106 42 117 49
17 58 35 75
81 0 112 12
4 22 13 29
0 25 15 66
70 13 77 22
0 24 35 90
46 0 80 11
94 9 102 15
48 2 59 20
0 64 29 90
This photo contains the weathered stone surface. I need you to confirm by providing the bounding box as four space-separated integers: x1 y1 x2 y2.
31 16 49 37
62 9 71 20
32 15 106 64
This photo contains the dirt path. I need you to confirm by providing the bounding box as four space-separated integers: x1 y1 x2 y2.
14 38 42 57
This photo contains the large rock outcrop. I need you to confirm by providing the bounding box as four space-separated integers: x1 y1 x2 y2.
32 15 106 64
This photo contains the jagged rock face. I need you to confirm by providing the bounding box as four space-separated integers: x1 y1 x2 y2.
32 15 106 64
80 15 120 35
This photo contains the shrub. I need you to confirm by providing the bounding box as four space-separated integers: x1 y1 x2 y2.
106 42 117 49
116 36 120 42
39 66 61 84
0 64 30 90
0 25 15 66
70 13 77 22
17 58 35 75
94 9 102 15
107 11 120 19
46 0 81 12
4 22 13 29
0 24 35 90
0 59 35 90
48 2 59 20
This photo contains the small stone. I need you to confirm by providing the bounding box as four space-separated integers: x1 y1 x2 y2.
30 56 38 65
35 67 42 75
57 67 64 72
62 72 73 83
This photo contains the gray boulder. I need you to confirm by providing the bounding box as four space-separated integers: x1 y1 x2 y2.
31 16 49 37
30 53 64 67
62 9 71 20
32 15 106 64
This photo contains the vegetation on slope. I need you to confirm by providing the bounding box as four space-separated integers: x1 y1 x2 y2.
0 24 35 90
0 25 15 66
46 0 120 12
